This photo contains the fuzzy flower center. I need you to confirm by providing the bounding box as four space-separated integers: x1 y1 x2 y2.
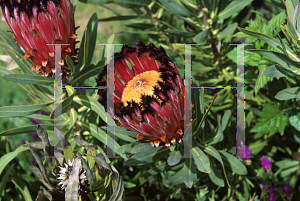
121 70 162 106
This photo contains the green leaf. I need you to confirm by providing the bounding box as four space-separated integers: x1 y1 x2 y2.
204 116 223 145
289 111 300 132
199 144 230 187
140 162 170 177
98 15 141 21
191 147 210 173
275 87 300 100
193 29 210 43
73 95 113 124
160 0 192 17
131 143 153 154
238 27 299 62
221 110 231 132
5 49 34 75
11 177 33 201
66 55 75 73
50 92 75 119
250 103 288 135
209 164 224 187
81 122 120 153
0 102 53 117
0 164 14 200
183 157 197 188
2 73 53 84
105 126 136 142
218 0 253 20
0 145 29 176
219 151 247 175
71 60 106 84
255 61 274 94
124 147 169 166
248 140 266 155
123 181 136 188
247 50 300 73
165 168 184 187
76 13 98 72
165 30 195 37
263 64 298 77
167 150 181 166
117 143 135 154
0 67 13 75
0 124 54 136
217 23 237 39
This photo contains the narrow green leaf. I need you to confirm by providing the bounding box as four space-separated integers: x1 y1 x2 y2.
275 87 300 100
238 27 299 61
248 50 300 74
199 144 230 187
76 13 98 72
50 93 74 119
165 30 195 37
123 181 136 188
263 64 298 77
117 143 135 154
193 29 210 43
131 143 153 154
191 147 210 173
167 150 181 166
0 102 53 117
2 73 53 84
209 164 224 187
0 145 29 176
124 147 169 166
160 0 192 17
0 164 14 200
98 15 141 21
66 55 75 73
219 151 247 175
140 162 170 177
218 0 253 20
11 177 33 201
217 23 237 39
0 67 13 75
204 116 223 145
71 60 105 84
5 49 34 75
0 124 54 136
73 95 114 124
165 168 184 187
221 110 231 132
183 157 197 188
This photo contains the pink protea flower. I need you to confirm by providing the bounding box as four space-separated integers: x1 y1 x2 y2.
0 0 78 78
96 42 188 147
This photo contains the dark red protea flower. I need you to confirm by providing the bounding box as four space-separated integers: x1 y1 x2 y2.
96 42 187 147
0 0 78 78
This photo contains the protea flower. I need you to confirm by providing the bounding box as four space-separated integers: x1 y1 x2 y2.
57 159 88 192
0 0 78 78
96 42 187 148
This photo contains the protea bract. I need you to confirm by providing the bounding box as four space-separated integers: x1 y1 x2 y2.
0 0 78 78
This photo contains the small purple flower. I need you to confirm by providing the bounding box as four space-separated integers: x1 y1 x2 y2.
29 112 44 125
260 184 277 201
30 112 44 141
238 141 251 161
282 184 291 197
261 155 272 170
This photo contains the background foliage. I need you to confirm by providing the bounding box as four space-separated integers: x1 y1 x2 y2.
0 0 299 200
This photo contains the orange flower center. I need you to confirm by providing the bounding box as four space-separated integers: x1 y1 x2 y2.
122 70 162 106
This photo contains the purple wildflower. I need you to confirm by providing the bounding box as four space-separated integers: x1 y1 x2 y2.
260 184 277 201
282 184 291 197
238 141 251 162
30 112 44 141
261 155 272 170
